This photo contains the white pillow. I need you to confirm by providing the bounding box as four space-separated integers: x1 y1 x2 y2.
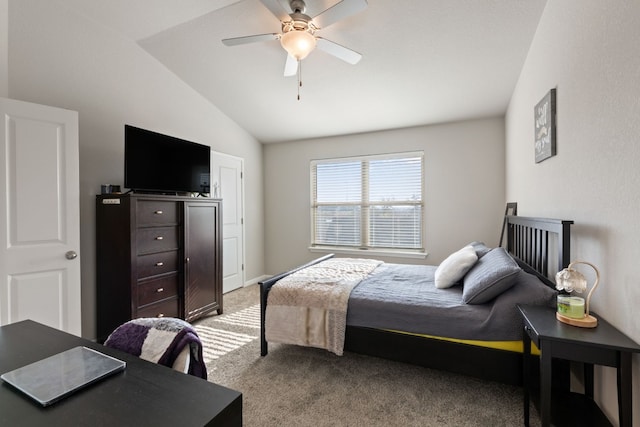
434 245 478 289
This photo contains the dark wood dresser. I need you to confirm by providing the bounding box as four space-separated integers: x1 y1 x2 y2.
96 193 222 343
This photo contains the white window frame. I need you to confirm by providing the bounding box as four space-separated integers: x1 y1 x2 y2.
310 151 426 259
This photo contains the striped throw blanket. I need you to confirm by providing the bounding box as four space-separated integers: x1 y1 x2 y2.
104 317 207 379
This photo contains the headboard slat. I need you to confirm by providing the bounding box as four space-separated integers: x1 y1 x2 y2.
505 215 573 287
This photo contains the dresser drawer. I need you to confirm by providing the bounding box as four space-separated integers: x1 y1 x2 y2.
137 201 179 226
136 297 180 319
137 274 179 307
137 251 179 278
136 226 179 254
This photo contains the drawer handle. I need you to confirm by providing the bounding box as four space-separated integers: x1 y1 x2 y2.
155 236 164 241
155 262 164 267
156 288 164 293
155 210 163 215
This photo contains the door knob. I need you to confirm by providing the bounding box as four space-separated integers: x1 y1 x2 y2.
65 251 78 260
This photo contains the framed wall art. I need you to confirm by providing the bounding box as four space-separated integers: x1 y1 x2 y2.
534 88 556 163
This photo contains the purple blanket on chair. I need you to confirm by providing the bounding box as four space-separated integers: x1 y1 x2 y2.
104 317 207 379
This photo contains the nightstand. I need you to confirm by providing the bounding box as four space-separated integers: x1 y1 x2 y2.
517 304 640 427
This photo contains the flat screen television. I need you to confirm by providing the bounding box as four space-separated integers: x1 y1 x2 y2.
124 125 210 194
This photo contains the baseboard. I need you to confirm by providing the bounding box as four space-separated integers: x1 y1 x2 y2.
245 275 271 287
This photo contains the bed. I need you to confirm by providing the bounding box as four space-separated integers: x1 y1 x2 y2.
259 215 574 385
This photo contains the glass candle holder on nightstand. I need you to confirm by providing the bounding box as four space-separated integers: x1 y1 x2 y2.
555 261 599 328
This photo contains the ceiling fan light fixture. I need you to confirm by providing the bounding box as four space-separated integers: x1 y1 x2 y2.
280 30 317 60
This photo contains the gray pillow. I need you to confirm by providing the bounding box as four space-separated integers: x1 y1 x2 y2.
468 241 491 259
462 247 521 304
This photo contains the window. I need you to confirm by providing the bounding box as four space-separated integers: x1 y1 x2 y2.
311 152 424 252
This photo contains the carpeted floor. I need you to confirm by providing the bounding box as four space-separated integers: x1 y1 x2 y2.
193 284 540 426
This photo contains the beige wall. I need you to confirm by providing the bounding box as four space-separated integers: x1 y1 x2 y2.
264 117 506 274
0 0 7 97
506 1 640 425
7 0 264 339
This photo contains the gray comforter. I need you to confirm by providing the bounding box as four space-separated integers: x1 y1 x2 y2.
346 263 556 341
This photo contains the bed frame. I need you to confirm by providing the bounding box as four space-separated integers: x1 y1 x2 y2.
259 215 573 386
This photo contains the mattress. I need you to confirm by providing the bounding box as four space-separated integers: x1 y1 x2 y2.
346 262 557 342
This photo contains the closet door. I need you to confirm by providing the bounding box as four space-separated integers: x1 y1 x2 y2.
211 151 244 293
184 200 222 321
0 97 81 334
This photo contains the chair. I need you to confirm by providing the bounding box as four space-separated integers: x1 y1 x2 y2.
104 317 207 379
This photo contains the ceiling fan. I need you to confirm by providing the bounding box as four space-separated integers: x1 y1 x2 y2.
222 0 367 77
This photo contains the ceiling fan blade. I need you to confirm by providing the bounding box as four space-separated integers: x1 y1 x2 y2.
259 0 291 21
316 37 362 65
222 33 279 46
284 54 298 77
312 0 368 29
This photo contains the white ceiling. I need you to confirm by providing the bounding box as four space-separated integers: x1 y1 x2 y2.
61 0 547 143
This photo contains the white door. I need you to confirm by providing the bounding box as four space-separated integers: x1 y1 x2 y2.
0 97 82 335
211 152 244 293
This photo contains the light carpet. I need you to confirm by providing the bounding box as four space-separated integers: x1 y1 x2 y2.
194 284 541 427
195 304 260 364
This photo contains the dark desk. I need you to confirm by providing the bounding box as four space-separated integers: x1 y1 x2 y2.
0 320 242 426
518 305 640 427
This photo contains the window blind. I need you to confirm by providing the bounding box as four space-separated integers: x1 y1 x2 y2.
311 152 424 251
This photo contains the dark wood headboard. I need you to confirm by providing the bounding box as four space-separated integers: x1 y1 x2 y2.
505 215 573 287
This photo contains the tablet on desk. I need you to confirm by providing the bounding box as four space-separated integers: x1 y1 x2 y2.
0 346 126 406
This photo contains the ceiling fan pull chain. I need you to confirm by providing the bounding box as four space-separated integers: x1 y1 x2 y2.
297 60 302 101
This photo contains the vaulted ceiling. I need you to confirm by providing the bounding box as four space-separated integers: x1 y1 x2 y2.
60 0 547 143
